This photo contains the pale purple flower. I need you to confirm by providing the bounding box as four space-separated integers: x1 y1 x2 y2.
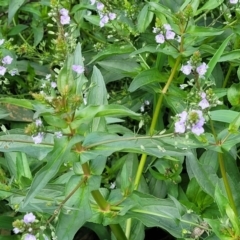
230 0 238 4
0 66 6 76
23 213 36 224
90 0 96 4
165 30 175 40
59 8 69 16
72 65 84 74
196 62 208 77
13 227 21 234
35 119 42 127
175 110 188 134
2 56 13 65
100 15 109 27
24 234 36 240
175 121 186 133
109 12 116 20
181 63 192 75
163 24 172 31
32 133 43 144
97 2 104 11
55 131 63 138
9 69 18 76
191 124 204 135
60 15 70 25
0 39 4 46
51 82 57 88
199 98 210 109
155 33 165 44
178 111 188 123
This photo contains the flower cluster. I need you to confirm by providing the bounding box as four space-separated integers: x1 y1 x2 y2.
180 52 208 78
153 24 179 44
59 8 70 25
13 213 37 240
175 110 205 136
90 1 116 27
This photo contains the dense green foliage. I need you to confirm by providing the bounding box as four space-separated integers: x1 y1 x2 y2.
0 0 240 239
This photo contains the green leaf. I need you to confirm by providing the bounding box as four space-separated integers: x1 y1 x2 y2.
137 5 154 33
0 98 33 110
16 152 32 188
57 56 75 95
21 3 41 16
128 68 168 92
196 0 224 15
42 114 68 129
228 112 240 133
73 43 88 93
120 154 138 194
0 216 15 230
186 151 215 197
205 34 233 79
32 25 44 46
0 134 53 160
8 0 25 24
8 24 28 35
88 45 134 65
209 110 239 123
218 50 240 62
186 26 224 37
227 82 240 106
56 175 92 240
88 66 108 105
23 137 69 207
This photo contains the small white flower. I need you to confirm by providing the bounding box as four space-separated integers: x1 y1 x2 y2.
2 55 13 65
155 33 165 44
72 65 84 74
109 12 116 20
35 119 42 127
163 24 172 30
9 69 18 76
0 66 6 76
97 2 104 11
110 182 116 189
59 8 69 16
13 227 21 234
140 105 145 112
90 0 96 5
0 39 4 46
51 82 57 88
181 64 192 75
230 0 238 4
60 15 70 25
45 74 51 80
23 212 36 224
32 133 43 144
54 131 62 138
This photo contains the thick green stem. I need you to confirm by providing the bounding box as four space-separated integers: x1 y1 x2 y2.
81 162 127 240
109 224 128 240
134 56 182 190
218 153 238 217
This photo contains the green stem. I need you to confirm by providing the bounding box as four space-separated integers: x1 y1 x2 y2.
134 56 182 190
125 219 132 239
222 64 233 88
209 116 238 216
109 224 128 240
218 153 238 217
81 161 127 240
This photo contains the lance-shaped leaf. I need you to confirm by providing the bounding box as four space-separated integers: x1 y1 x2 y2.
23 137 69 207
